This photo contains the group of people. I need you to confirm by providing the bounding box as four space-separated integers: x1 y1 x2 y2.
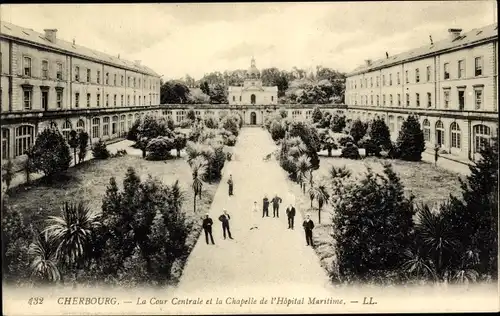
201 174 316 247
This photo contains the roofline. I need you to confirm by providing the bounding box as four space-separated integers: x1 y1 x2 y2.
347 35 497 77
0 33 161 78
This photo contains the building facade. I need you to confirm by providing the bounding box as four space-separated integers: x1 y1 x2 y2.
227 57 278 111
345 23 498 162
1 22 162 163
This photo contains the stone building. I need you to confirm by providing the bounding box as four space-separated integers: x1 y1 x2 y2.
345 23 498 162
1 21 162 163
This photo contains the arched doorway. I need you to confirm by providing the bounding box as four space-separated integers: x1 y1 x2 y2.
251 94 256 105
250 112 257 125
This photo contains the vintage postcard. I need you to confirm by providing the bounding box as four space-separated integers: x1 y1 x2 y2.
1 2 499 315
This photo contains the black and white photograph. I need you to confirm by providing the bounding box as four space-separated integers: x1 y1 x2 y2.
1 2 498 314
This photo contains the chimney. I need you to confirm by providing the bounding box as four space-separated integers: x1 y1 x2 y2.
365 59 372 66
448 28 462 41
44 29 57 43
118 54 120 59
72 38 76 45
385 52 389 59
429 35 434 45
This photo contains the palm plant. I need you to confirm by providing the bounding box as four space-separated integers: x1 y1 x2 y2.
189 156 207 213
28 228 61 283
169 180 184 214
44 202 101 271
295 154 311 193
401 248 437 282
314 184 330 224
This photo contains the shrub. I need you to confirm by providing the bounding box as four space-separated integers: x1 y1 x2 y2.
340 142 361 159
92 139 111 159
279 109 288 118
288 121 321 170
146 137 174 160
331 133 354 148
31 128 72 177
358 136 381 157
166 117 175 131
127 119 141 141
396 115 426 161
330 115 346 133
221 115 240 137
204 115 218 129
111 149 128 158
387 142 402 159
77 131 89 164
311 107 323 123
177 119 192 129
187 109 196 121
270 120 286 141
138 115 171 140
224 135 237 147
350 119 368 144
173 133 187 157
370 118 392 150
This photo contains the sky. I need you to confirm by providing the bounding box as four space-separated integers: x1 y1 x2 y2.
1 2 497 80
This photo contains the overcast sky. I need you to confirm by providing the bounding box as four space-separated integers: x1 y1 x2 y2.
1 2 497 80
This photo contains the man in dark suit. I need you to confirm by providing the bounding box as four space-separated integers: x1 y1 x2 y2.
271 194 282 218
227 175 234 196
303 214 315 246
218 209 233 240
202 213 215 245
262 195 270 217
286 204 296 229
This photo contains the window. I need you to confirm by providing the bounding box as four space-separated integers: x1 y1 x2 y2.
56 63 63 80
61 120 72 142
397 116 404 133
405 70 409 83
458 89 465 110
239 96 242 102
416 93 420 107
127 95 130 106
383 94 386 106
120 115 126 136
75 93 80 108
134 95 136 105
458 60 465 78
87 69 91 82
474 57 483 76
105 73 109 85
75 66 80 81
397 72 400 85
41 60 48 79
103 117 110 136
41 90 48 110
2 128 10 159
475 88 483 109
121 75 124 86
106 94 109 107
133 78 136 88
388 115 395 133
87 93 91 107
114 74 117 86
427 92 432 107
436 120 445 146
473 124 491 153
56 89 63 108
271 96 274 102
423 119 430 142
23 56 32 77
376 95 380 106
415 68 420 83
76 119 85 132
390 94 393 106
370 77 373 87
15 125 34 157
397 94 401 106
114 94 117 107
450 122 461 149
121 95 124 106
91 118 100 139
127 114 133 131
176 111 186 123
360 79 362 88
382 75 385 86
112 116 118 135
370 95 373 105
23 88 32 110
406 93 410 107
389 74 392 86
97 93 100 107
444 63 450 79
426 66 431 82
443 89 450 108
97 71 101 84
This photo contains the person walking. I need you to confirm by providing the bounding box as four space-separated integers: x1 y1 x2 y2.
262 195 270 217
202 213 215 245
303 214 315 247
286 204 296 229
227 175 234 196
218 209 233 240
271 194 282 218
434 144 440 166
250 201 259 230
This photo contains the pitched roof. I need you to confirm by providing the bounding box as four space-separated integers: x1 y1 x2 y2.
348 23 498 76
0 21 160 77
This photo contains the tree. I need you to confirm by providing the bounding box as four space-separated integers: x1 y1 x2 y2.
91 139 110 159
146 136 174 160
127 119 141 141
187 109 196 121
161 81 190 104
209 83 228 104
77 131 89 164
349 119 368 144
369 117 392 151
312 184 329 224
221 115 240 137
200 81 210 95
311 107 323 123
330 115 346 133
396 115 426 161
68 130 79 165
173 133 187 158
295 154 311 193
31 128 72 178
28 229 61 283
288 121 321 170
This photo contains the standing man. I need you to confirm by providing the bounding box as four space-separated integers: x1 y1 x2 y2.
202 213 215 245
262 195 270 218
271 194 282 218
250 201 259 230
218 209 233 240
286 204 296 229
227 175 234 196
434 144 440 166
303 214 315 247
